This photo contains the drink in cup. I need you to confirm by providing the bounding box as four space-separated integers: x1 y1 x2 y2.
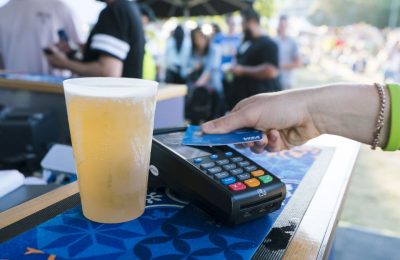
63 78 158 223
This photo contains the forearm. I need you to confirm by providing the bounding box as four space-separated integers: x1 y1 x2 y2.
281 61 301 70
308 83 390 147
239 64 279 79
281 56 301 70
63 60 107 77
196 71 211 86
62 56 123 77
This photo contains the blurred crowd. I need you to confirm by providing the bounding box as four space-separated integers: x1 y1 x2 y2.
163 11 301 123
1 0 399 124
0 0 302 124
298 23 400 82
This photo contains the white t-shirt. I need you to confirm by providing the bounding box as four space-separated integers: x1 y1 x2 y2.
165 36 191 74
275 36 299 89
0 0 85 75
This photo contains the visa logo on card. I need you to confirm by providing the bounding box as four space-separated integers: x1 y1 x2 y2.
182 125 263 146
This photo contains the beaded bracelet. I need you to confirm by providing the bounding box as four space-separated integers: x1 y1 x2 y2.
371 83 387 150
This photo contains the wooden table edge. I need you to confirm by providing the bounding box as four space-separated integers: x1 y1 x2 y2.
0 78 187 101
317 145 360 260
0 182 79 229
0 78 62 94
282 137 360 260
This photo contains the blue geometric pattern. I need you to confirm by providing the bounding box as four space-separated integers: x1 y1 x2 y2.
0 146 321 259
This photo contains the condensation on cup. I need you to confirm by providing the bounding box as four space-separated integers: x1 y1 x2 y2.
63 77 158 223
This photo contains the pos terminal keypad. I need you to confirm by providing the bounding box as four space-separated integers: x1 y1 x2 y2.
149 127 286 224
192 152 274 192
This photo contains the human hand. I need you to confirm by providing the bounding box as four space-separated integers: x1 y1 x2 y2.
202 90 320 152
56 41 71 54
45 46 70 69
196 62 204 70
230 65 245 77
202 84 391 152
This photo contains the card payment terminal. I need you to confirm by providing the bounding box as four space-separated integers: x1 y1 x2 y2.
149 127 286 224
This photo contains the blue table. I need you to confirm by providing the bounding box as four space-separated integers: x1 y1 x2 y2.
0 136 360 259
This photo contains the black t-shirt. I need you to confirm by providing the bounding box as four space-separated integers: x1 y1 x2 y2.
232 36 281 106
83 0 144 78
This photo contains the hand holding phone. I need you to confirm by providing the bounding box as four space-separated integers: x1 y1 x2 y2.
43 48 54 55
58 29 69 43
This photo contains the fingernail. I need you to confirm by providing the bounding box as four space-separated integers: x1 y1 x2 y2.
202 122 215 132
270 132 278 142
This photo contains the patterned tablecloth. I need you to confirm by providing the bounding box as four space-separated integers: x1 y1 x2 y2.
0 146 321 259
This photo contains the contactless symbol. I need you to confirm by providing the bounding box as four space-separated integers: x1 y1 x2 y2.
257 188 267 198
149 165 159 176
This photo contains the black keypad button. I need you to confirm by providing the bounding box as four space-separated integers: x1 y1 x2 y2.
230 156 244 162
245 165 257 172
224 152 233 157
200 162 216 170
214 171 229 179
216 159 229 165
223 163 236 171
237 173 251 181
210 154 218 160
208 167 222 174
238 161 250 167
193 158 203 164
230 168 244 175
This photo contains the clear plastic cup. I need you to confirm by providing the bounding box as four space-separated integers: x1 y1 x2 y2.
63 77 158 223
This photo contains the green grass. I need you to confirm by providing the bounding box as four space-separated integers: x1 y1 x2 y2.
341 146 400 236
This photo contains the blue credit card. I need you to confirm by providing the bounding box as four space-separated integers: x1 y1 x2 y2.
182 125 263 146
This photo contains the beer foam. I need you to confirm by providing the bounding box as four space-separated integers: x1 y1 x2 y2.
63 78 158 98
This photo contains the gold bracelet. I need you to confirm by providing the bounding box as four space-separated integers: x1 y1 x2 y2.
371 83 387 150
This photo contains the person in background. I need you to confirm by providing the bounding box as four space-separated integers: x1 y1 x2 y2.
213 14 242 114
210 23 222 43
46 0 144 78
0 0 84 75
185 27 222 94
275 15 301 90
184 27 224 119
139 4 157 80
216 14 242 66
165 25 191 84
227 8 280 110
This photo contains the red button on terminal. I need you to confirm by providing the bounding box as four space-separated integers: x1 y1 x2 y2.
229 182 246 191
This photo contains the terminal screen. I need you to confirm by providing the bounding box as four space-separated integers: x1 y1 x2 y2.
154 131 211 159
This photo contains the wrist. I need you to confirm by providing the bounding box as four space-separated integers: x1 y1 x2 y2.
63 59 76 72
237 65 248 77
305 86 330 135
307 83 390 146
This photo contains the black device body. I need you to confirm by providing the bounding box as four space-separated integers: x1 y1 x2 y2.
149 127 286 225
57 29 80 60
58 29 69 43
43 48 54 55
0 107 58 172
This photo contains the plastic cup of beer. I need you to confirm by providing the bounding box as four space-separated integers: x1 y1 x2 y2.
63 77 158 223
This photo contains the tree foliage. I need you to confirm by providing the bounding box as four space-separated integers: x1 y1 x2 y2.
309 0 399 28
253 0 276 19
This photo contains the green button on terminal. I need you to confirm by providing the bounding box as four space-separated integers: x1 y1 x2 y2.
259 175 273 184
